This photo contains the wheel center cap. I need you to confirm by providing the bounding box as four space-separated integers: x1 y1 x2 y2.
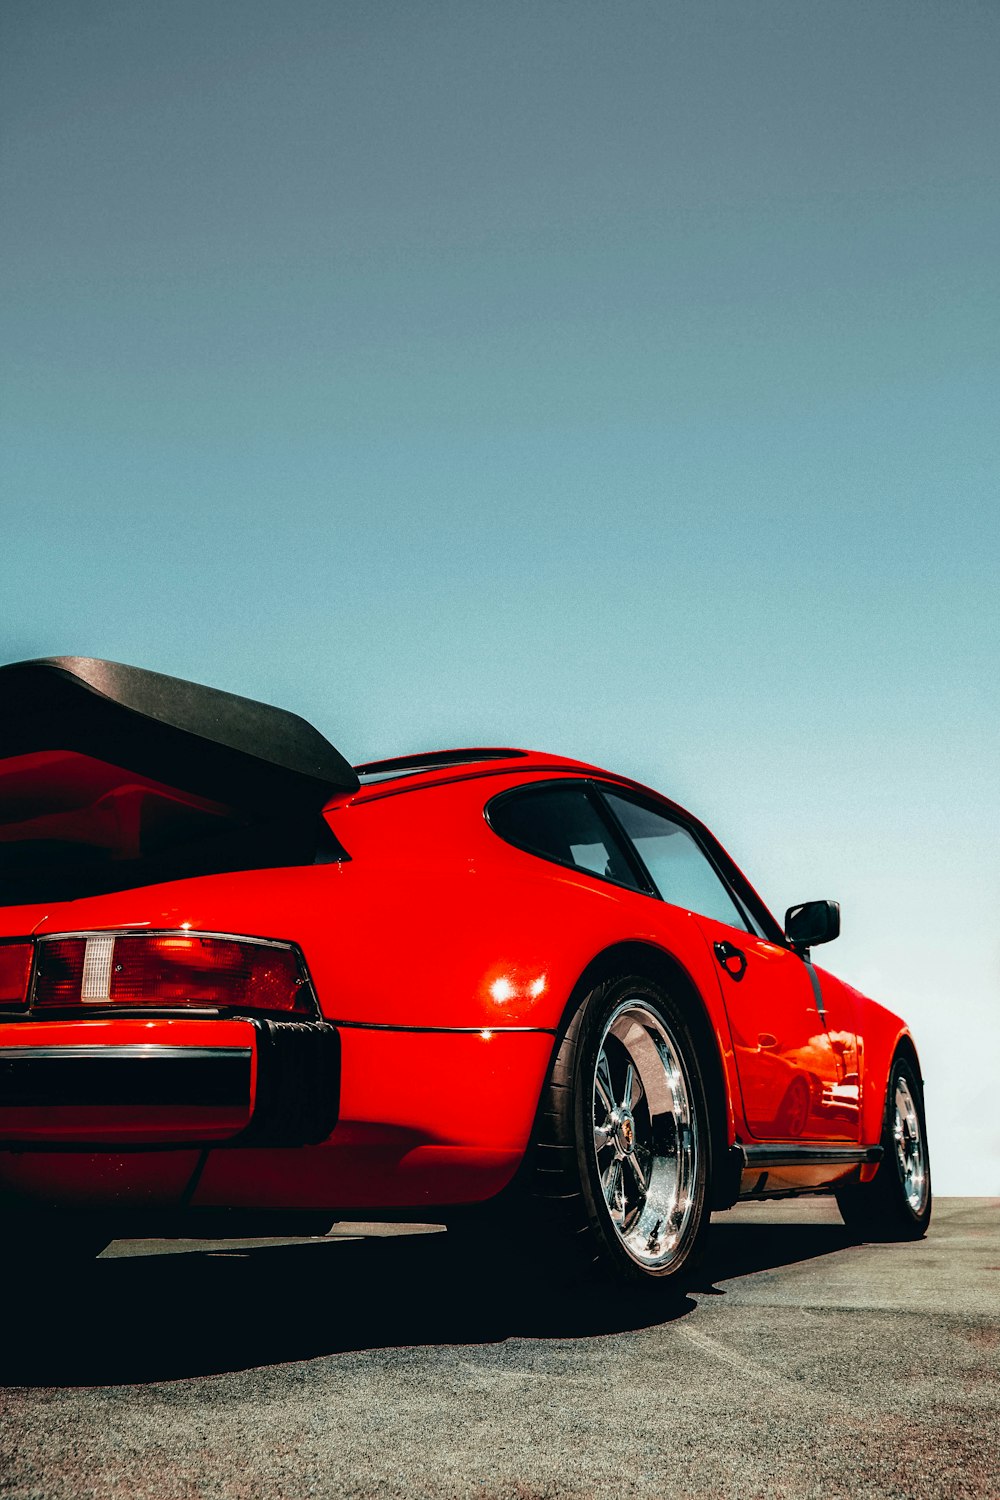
618 1113 635 1154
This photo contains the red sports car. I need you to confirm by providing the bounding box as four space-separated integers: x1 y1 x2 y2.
0 657 931 1287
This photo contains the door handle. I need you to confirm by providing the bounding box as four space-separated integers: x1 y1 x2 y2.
713 940 747 982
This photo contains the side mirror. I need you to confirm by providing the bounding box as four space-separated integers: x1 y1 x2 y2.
784 899 840 948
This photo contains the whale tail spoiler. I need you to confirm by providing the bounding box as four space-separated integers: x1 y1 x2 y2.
0 657 357 904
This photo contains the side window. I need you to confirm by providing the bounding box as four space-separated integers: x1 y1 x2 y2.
601 791 750 931
488 785 642 890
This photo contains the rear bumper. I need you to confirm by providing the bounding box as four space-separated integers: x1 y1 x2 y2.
191 1024 555 1211
0 1024 553 1215
0 1017 339 1148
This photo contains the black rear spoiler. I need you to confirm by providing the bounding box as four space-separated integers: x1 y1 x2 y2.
0 657 359 810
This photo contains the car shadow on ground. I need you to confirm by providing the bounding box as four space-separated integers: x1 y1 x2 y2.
1 1217 856 1388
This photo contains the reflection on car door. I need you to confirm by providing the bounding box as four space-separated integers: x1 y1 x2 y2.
692 913 859 1142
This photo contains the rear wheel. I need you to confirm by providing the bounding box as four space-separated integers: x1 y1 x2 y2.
529 973 711 1289
836 1053 931 1240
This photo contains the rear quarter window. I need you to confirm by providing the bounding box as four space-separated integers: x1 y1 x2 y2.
487 784 641 890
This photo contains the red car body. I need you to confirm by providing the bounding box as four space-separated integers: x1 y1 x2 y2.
0 658 929 1270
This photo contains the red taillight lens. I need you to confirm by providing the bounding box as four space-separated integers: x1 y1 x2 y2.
111 936 305 1011
33 939 85 1005
33 934 311 1015
0 943 33 1008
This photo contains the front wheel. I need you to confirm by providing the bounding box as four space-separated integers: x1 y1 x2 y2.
836 1053 931 1240
530 973 711 1288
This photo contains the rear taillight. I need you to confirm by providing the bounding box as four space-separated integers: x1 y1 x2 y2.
0 943 33 1009
33 933 313 1015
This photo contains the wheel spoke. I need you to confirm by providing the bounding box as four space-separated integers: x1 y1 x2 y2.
625 1152 648 1197
602 1158 622 1211
623 1062 636 1110
595 1050 614 1114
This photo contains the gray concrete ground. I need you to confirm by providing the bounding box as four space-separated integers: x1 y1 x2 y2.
1 1197 997 1500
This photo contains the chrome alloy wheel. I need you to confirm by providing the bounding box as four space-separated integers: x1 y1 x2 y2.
893 1073 929 1216
592 998 698 1271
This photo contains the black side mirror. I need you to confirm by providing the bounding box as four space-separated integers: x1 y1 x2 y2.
784 899 840 948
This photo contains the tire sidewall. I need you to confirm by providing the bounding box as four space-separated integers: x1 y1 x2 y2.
882 1053 932 1233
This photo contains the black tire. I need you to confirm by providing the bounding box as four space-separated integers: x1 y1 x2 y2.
523 971 712 1289
836 1053 931 1241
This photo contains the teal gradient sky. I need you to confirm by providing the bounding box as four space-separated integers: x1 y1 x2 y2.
2 2 998 1190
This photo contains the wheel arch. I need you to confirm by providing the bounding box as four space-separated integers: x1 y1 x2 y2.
892 1029 923 1078
558 939 737 1210
861 1016 925 1145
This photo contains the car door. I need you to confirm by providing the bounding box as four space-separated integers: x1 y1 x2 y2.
598 789 859 1144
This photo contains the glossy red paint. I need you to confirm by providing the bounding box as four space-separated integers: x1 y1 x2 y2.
0 743 920 1224
826 970 917 1147
191 1028 554 1211
0 942 32 1006
0 1148 205 1209
693 913 860 1143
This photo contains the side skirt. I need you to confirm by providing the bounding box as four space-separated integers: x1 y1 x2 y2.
733 1142 883 1202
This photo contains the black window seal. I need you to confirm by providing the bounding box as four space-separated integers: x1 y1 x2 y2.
484 779 655 897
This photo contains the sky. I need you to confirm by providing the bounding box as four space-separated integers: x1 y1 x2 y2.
2 1 998 1192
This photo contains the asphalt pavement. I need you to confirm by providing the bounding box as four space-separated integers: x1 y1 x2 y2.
1 1197 997 1499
